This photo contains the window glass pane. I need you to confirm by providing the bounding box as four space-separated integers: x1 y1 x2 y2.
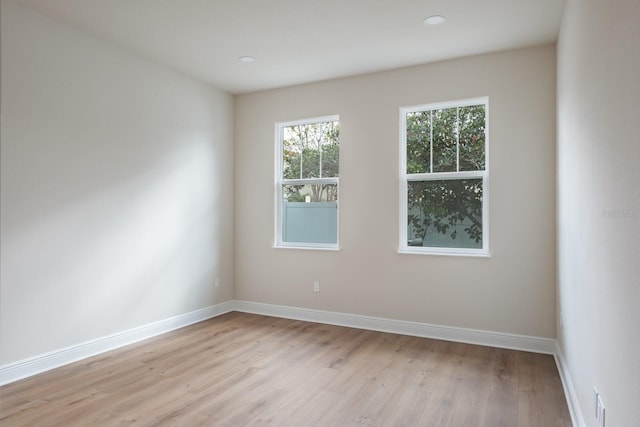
432 108 458 172
282 125 301 180
459 105 486 171
282 184 338 244
282 124 320 179
283 122 340 180
282 183 338 202
320 121 339 178
301 124 320 179
407 179 482 249
406 111 431 173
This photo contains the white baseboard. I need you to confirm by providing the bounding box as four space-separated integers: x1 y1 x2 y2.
1 297 572 415
555 343 586 427
0 301 235 386
234 300 557 354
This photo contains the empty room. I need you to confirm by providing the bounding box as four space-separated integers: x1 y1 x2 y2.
1 0 638 426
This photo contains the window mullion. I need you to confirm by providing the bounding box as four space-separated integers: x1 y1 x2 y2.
318 128 323 178
298 125 303 180
456 106 460 172
282 178 337 185
429 109 433 174
406 171 483 181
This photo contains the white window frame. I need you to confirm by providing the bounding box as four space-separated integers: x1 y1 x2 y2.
275 115 340 250
399 97 490 257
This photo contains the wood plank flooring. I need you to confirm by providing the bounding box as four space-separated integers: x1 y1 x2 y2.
0 312 572 426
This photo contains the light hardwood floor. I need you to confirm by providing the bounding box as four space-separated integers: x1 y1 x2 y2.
0 312 572 426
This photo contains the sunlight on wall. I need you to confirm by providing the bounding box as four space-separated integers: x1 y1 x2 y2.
2 140 224 355
1 0 234 365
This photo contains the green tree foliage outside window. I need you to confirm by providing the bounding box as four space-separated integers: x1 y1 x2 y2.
404 102 487 251
282 121 339 202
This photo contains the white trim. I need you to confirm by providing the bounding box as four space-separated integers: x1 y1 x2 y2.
234 300 556 355
407 170 485 181
274 121 282 248
398 247 491 257
282 177 338 186
275 115 340 250
278 114 340 128
555 342 586 427
0 301 235 386
405 97 490 112
273 244 340 251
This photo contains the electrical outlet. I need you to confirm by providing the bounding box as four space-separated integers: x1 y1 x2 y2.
560 312 564 330
214 277 220 288
313 281 320 292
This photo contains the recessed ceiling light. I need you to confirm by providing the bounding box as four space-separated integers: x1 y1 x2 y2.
424 15 446 26
238 56 256 63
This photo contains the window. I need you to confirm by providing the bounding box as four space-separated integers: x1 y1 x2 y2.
400 98 489 256
276 116 339 249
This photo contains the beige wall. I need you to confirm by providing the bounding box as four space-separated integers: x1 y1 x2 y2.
0 1 234 364
557 0 640 424
235 45 557 337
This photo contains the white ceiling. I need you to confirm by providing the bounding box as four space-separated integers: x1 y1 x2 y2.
16 0 566 94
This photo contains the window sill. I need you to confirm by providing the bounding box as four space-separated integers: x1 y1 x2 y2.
398 247 491 258
274 244 341 252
